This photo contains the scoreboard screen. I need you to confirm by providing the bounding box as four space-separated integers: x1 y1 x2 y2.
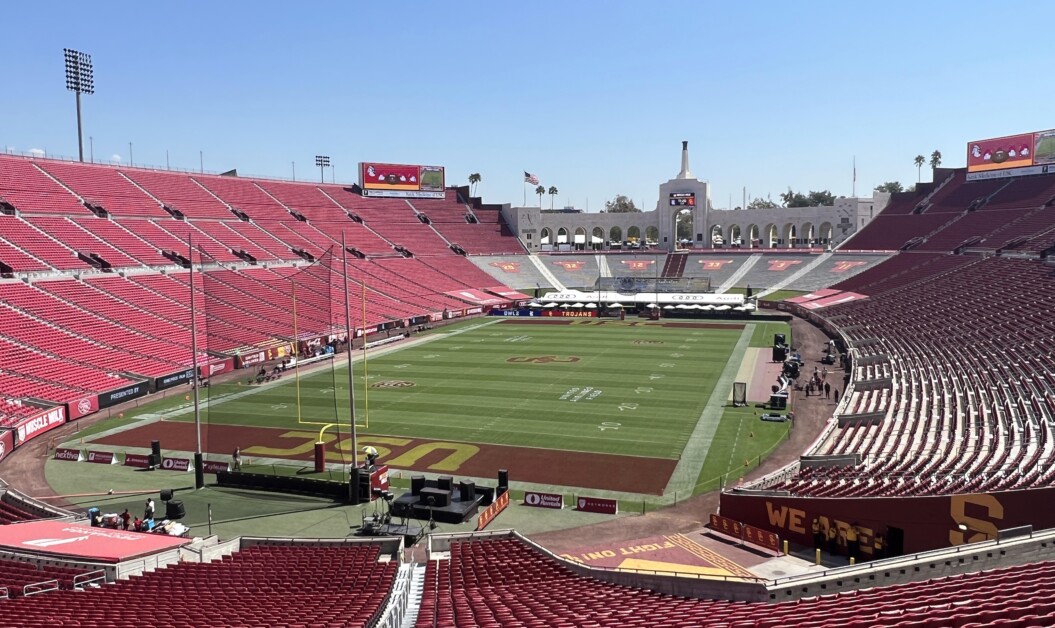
669 192 696 207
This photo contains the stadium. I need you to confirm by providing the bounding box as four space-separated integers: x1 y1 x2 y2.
3 8 1055 627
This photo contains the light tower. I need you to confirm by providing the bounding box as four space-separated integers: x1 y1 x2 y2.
63 49 94 162
315 155 331 183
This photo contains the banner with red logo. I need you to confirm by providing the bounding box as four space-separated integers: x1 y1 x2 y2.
743 523 780 553
575 496 618 515
14 406 67 445
86 450 118 465
160 457 191 472
0 429 13 464
54 448 83 462
709 513 744 538
124 453 152 469
203 460 230 474
359 162 445 199
203 357 235 378
524 491 564 509
370 465 390 496
476 490 510 531
67 396 99 421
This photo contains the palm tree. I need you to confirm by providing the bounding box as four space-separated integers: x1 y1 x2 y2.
913 155 925 182
547 186 558 210
930 150 942 171
535 185 545 208
468 173 481 197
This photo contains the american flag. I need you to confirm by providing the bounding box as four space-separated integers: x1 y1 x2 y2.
524 171 539 185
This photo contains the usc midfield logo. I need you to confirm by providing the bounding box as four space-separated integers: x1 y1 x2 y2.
507 356 582 364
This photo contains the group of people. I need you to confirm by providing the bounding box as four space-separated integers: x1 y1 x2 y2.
254 359 292 384
812 518 885 561
804 366 839 402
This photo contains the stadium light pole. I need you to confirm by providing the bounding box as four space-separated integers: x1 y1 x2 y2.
342 234 359 471
316 155 330 183
63 48 94 163
188 234 205 490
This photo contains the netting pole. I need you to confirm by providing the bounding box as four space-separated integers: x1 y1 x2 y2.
343 234 359 470
188 234 205 489
292 282 302 422
361 279 369 428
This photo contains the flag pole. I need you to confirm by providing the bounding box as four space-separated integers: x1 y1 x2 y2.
852 156 857 197
188 234 204 489
342 234 358 469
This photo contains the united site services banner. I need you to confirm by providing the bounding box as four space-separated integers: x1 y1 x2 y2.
524 491 564 509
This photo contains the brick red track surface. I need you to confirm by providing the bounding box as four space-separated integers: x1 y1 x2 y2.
93 422 676 494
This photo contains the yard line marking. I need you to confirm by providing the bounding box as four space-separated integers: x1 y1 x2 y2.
664 323 755 496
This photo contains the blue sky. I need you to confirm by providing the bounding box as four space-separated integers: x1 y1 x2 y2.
2 2 1053 211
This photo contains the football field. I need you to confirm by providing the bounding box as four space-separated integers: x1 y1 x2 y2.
84 318 792 496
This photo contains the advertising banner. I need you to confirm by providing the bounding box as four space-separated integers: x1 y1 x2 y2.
575 496 618 515
709 513 744 538
0 429 12 464
743 523 780 553
67 395 98 421
98 381 148 409
524 491 564 509
720 487 1055 555
160 457 192 472
202 358 236 378
155 368 195 392
203 460 230 474
124 453 152 469
54 448 83 462
86 450 118 465
370 465 390 496
542 310 596 318
236 344 292 369
476 490 510 531
489 309 541 317
359 162 445 199
15 406 67 445
967 132 1035 173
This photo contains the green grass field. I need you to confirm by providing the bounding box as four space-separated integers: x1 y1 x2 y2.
66 317 792 500
185 320 745 459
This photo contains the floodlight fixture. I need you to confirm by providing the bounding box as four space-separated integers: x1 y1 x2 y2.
63 48 94 162
315 155 331 183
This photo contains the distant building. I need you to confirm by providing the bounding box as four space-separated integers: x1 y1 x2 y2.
502 142 886 252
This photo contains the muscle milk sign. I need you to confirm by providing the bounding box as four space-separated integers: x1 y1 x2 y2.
15 406 66 444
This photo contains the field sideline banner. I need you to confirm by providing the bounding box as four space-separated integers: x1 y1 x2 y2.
477 490 510 530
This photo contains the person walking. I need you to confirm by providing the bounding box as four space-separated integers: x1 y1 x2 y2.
232 447 242 472
144 497 155 521
824 382 831 399
834 389 840 403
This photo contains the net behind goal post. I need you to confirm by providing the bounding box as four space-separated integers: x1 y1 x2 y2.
196 244 361 467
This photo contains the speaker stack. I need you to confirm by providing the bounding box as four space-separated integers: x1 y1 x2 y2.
149 440 162 468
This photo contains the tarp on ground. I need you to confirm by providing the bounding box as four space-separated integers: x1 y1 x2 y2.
0 520 190 563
